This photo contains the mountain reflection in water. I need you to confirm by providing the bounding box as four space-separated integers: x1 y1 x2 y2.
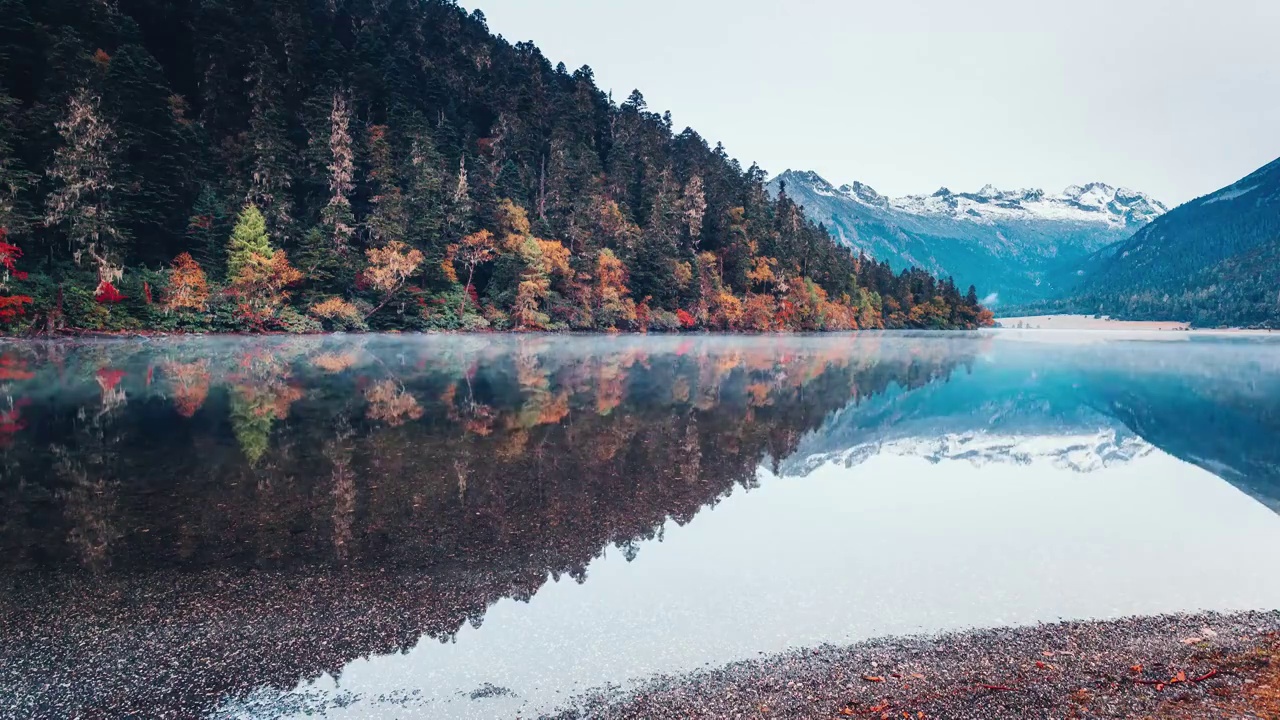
1 333 1279 719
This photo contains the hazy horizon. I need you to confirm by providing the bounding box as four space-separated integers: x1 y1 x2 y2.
464 0 1280 207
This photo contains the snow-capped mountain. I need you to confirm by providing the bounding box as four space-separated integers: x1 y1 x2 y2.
891 182 1166 226
787 430 1154 478
768 170 1168 305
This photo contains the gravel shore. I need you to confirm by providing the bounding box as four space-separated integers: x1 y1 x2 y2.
546 612 1280 719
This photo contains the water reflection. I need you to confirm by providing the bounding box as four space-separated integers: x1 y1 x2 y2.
0 333 1279 718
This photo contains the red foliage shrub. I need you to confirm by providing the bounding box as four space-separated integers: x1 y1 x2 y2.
0 229 29 282
676 309 696 329
95 282 127 304
0 296 32 323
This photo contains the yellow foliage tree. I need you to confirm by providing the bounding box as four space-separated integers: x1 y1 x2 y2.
593 248 636 329
364 240 424 317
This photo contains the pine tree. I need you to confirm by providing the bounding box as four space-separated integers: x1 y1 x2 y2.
365 124 408 248
227 204 272 279
44 86 127 279
243 52 294 236
0 87 31 238
321 91 356 251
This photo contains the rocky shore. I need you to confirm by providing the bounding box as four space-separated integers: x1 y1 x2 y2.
548 612 1280 719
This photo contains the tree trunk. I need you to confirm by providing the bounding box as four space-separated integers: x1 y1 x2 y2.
458 266 475 323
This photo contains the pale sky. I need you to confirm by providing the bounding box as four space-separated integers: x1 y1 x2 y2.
464 0 1280 207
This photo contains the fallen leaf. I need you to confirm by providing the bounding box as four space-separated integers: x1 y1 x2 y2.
869 701 890 712
1130 664 1144 674
840 709 854 717
1171 671 1187 684
864 676 885 683
1035 661 1050 670
1155 683 1165 692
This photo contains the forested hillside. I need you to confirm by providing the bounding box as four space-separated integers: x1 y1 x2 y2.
0 0 991 334
1009 157 1280 327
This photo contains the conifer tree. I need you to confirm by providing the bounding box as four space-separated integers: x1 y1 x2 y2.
322 91 356 251
243 52 294 235
0 88 31 238
44 87 126 279
227 204 272 279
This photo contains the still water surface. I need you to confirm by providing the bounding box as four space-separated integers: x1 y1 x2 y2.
1 332 1278 718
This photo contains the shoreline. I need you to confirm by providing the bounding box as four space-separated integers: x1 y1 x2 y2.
548 612 1280 719
996 314 1278 334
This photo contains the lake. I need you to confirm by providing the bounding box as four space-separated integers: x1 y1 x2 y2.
2 332 1279 719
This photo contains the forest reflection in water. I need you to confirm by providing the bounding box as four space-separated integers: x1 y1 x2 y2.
1 332 1280 718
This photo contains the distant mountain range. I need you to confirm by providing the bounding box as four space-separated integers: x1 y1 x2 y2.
776 156 1280 327
768 170 1167 306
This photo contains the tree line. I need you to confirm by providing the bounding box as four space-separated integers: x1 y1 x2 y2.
0 0 992 334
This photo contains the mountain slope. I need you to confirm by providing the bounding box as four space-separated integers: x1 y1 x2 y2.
769 170 1165 306
1062 157 1280 326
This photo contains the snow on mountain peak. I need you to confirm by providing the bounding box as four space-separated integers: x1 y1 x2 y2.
789 429 1154 477
837 181 889 208
778 170 1166 227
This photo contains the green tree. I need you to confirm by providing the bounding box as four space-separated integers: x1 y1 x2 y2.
227 204 272 279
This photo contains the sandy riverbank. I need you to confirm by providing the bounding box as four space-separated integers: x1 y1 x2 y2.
548 612 1280 719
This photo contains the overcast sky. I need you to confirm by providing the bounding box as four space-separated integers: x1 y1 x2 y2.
463 0 1280 207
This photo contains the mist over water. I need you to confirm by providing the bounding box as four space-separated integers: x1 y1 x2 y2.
2 332 1279 718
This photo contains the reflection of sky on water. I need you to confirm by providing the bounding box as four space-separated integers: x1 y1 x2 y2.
240 445 1280 719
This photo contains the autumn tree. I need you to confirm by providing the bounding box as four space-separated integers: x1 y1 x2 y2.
445 229 498 321
0 228 32 326
164 253 209 313
593 248 636 329
226 205 302 329
364 241 424 318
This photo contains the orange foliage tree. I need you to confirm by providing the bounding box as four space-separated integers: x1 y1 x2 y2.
444 229 498 321
228 251 304 330
164 252 209 313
